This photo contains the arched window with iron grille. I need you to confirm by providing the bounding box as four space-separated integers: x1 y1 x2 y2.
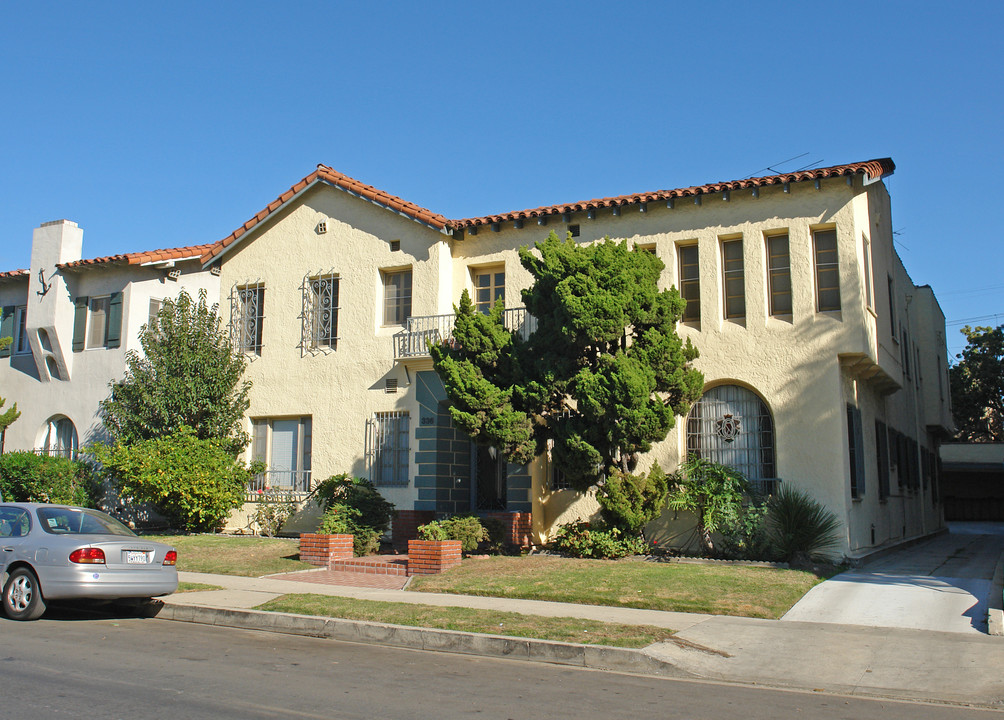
685 384 777 493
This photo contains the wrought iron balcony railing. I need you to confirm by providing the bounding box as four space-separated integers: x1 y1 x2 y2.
393 308 537 360
247 470 312 494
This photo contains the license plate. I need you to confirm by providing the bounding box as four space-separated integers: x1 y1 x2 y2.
125 551 150 564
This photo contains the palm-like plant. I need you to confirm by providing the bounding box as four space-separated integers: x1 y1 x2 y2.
767 484 841 563
667 456 749 555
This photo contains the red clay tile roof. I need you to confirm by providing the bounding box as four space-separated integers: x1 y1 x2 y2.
200 165 449 264
0 269 29 282
59 243 215 271
447 158 895 229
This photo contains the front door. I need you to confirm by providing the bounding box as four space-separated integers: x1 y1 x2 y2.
473 445 506 511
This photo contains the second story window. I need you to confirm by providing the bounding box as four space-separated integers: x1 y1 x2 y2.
13 306 29 354
474 268 505 314
678 244 700 324
303 273 339 350
767 233 792 317
71 293 123 351
233 283 265 355
382 269 412 326
813 229 840 312
721 238 745 320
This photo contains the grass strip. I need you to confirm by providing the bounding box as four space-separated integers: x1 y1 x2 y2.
256 593 675 648
176 582 224 592
409 555 831 619
145 534 313 576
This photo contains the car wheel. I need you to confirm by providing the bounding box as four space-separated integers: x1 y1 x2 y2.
3 567 47 621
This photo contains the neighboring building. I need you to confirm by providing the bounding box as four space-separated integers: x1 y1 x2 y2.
200 159 953 557
0 220 218 458
940 443 1004 521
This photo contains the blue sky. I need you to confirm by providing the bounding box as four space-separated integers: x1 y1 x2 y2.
1 2 1001 357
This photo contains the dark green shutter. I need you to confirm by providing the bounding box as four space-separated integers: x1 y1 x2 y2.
106 292 123 348
0 306 14 357
72 297 88 351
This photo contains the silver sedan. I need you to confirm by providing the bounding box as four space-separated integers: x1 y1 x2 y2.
0 503 178 620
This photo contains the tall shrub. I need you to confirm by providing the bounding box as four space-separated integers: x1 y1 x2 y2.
91 428 251 532
310 474 395 556
597 463 669 537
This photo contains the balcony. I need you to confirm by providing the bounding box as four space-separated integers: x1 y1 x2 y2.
393 308 537 360
246 470 312 497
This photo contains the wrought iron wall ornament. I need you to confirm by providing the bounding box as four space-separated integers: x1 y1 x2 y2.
716 414 741 443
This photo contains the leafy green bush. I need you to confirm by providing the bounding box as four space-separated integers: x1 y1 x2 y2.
766 484 841 563
318 503 381 556
250 487 298 537
719 501 774 561
417 515 488 553
309 474 394 556
597 464 669 536
550 521 647 559
90 428 251 532
0 451 94 506
310 474 394 534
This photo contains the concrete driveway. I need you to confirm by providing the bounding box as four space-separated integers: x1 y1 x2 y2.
781 522 1004 634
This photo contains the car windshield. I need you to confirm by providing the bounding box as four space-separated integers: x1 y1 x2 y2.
36 507 136 537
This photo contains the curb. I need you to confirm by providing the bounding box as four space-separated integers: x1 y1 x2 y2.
156 602 696 678
989 551 1004 637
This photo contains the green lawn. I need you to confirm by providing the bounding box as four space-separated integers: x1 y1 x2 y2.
408 555 830 619
255 594 675 648
146 533 313 576
150 534 828 619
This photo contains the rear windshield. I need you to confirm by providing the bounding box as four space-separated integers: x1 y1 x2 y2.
36 507 136 537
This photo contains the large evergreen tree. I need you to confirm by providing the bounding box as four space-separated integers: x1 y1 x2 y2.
431 232 703 490
99 289 251 454
950 324 1004 442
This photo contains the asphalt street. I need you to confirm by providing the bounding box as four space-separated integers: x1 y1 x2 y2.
3 609 1000 720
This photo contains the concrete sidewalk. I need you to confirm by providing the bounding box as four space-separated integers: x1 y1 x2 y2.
160 570 1004 708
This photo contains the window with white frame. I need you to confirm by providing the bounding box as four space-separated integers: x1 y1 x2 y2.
148 298 162 328
813 228 841 312
473 267 505 315
13 306 29 354
71 293 123 351
366 411 410 486
382 269 412 326
232 283 265 355
303 273 339 350
87 296 111 348
250 416 312 492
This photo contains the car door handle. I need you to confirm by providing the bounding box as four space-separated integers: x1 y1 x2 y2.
2 547 13 552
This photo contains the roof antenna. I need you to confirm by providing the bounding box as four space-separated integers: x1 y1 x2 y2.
744 153 819 179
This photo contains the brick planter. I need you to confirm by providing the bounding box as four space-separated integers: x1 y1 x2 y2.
299 533 354 567
406 539 462 575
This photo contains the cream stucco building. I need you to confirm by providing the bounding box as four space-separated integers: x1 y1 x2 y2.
0 159 952 557
0 220 218 459
196 158 952 558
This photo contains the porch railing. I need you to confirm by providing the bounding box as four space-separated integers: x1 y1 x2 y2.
247 470 312 494
393 308 537 359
